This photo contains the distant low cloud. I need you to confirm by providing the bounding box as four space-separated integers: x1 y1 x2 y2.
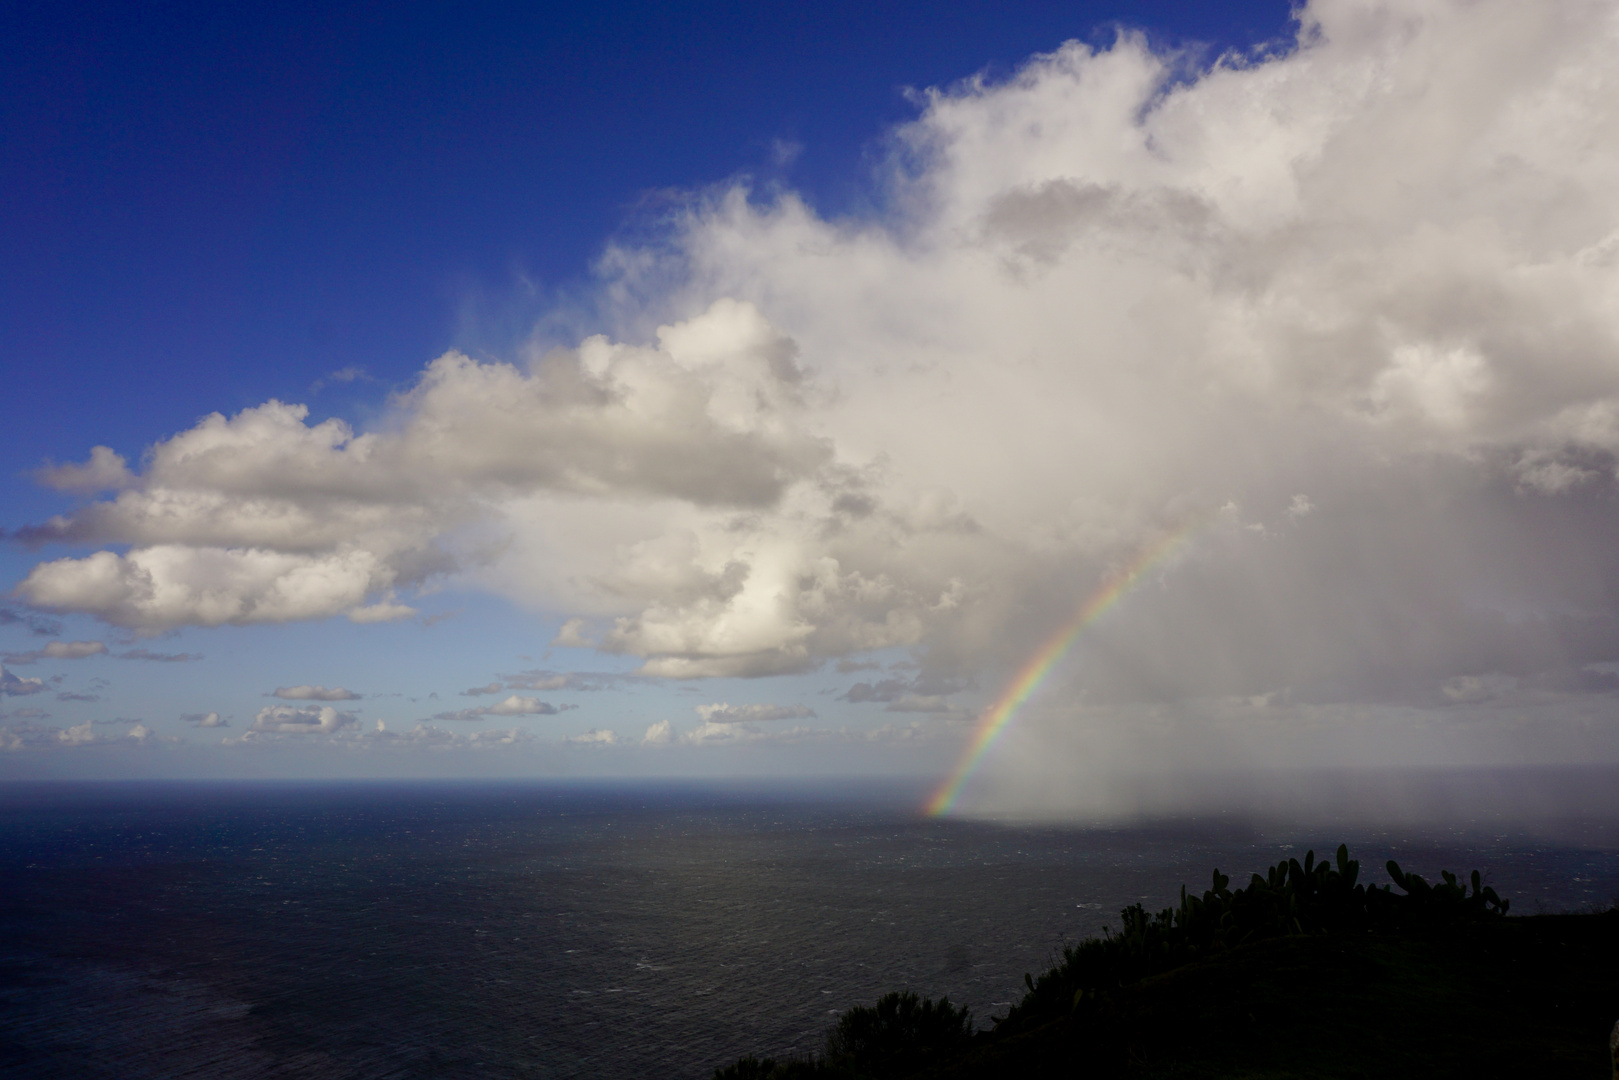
2 641 108 665
694 702 815 724
0 609 61 638
840 674 967 710
486 695 558 716
59 720 153 745
501 670 624 692
182 711 228 727
460 682 505 696
882 696 954 714
116 649 203 662
251 705 355 734
0 667 46 697
311 365 378 393
55 692 99 702
272 685 360 701
432 695 573 721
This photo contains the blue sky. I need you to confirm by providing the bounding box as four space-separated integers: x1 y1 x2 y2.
7 1 1619 805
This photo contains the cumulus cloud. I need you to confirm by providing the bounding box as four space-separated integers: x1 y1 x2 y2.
460 682 505 696
272 685 360 701
182 711 228 727
14 298 829 633
694 702 816 724
431 695 572 721
34 446 136 494
251 705 356 734
566 728 618 745
484 695 554 716
52 720 156 746
1 641 107 664
13 0 1619 776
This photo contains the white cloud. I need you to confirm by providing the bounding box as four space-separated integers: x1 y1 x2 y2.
50 719 156 745
17 546 396 631
643 719 676 744
14 0 1619 765
35 446 135 494
272 685 361 701
348 601 418 623
15 299 830 633
565 728 618 745
251 705 356 734
486 694 553 716
58 722 97 745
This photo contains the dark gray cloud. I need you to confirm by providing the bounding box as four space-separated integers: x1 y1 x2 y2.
0 608 61 637
0 667 46 697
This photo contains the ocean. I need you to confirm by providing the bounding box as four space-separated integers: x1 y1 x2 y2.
2 780 1617 1078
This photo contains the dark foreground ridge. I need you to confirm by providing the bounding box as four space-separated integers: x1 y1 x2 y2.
714 845 1619 1078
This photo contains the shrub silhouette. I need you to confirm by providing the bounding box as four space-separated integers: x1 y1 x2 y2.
998 844 1509 1034
823 991 973 1077
712 1054 825 1080
714 844 1511 1077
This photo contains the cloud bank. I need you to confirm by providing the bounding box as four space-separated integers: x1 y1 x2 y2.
12 0 1619 779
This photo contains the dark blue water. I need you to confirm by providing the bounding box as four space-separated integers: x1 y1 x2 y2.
2 780 1617 1079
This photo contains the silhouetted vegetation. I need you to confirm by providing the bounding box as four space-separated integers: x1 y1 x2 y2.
712 844 1563 1080
998 843 1508 1036
714 991 971 1080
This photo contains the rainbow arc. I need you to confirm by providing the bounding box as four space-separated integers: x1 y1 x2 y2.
924 526 1197 817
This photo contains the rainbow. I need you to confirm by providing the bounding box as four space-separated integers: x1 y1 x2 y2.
924 525 1198 817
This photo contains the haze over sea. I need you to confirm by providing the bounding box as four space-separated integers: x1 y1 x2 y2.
4 777 1618 1079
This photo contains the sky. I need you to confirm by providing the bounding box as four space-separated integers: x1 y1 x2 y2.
5 0 1619 810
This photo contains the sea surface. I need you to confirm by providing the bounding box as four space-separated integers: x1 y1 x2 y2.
2 780 1618 1079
